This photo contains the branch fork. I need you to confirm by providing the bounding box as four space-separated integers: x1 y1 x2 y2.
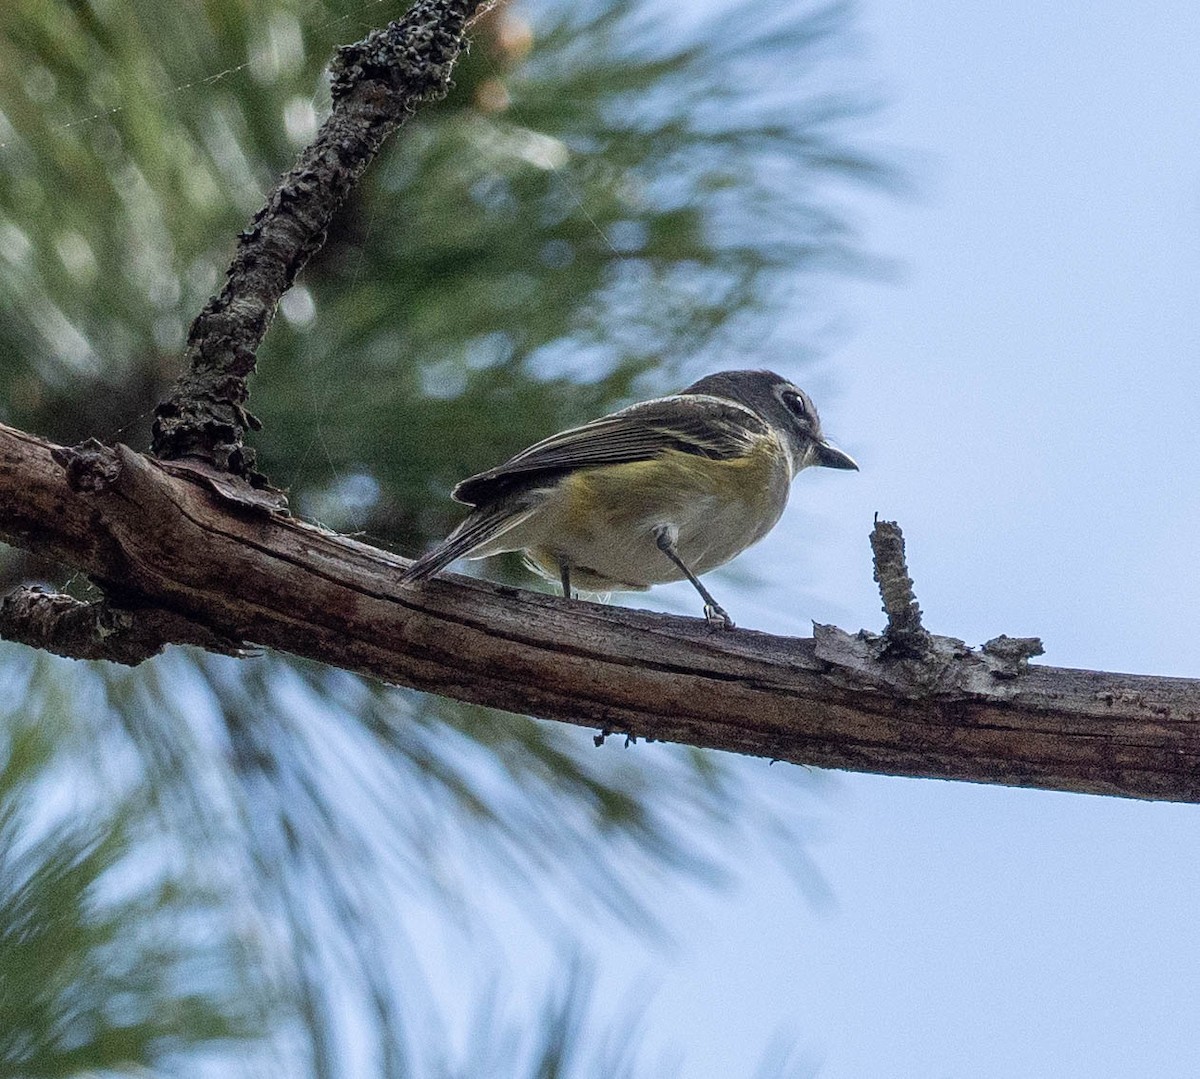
814 517 1044 698
3 2 1200 804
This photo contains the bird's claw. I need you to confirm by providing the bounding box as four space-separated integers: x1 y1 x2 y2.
704 604 735 630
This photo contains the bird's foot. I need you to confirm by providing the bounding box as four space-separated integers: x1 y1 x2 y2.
703 603 735 631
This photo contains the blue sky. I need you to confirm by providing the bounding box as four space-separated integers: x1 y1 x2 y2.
575 1 1200 1075
5 0 1198 1073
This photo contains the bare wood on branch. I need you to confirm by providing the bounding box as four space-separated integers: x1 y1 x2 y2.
2 423 1199 804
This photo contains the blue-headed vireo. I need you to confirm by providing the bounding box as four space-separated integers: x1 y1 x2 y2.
403 369 857 628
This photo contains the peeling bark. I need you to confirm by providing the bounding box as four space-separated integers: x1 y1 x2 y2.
0 586 241 664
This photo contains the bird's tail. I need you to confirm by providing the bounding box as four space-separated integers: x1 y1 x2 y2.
402 504 534 583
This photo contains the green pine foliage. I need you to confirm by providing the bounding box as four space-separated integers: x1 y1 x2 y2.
0 661 274 1075
0 0 884 1073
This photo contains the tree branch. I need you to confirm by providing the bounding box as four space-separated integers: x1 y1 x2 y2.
150 0 484 481
3 422 1199 803
0 586 243 665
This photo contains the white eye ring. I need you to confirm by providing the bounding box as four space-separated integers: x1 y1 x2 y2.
781 390 809 422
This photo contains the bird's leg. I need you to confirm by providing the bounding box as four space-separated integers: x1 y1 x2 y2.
653 526 734 630
559 562 572 600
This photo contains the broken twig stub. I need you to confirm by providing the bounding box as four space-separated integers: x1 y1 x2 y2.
813 518 1045 697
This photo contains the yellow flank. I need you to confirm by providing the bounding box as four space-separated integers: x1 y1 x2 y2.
561 438 779 533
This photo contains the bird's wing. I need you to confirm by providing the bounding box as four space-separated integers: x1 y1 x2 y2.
452 395 769 506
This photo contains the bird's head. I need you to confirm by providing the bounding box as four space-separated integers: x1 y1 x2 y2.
683 369 859 476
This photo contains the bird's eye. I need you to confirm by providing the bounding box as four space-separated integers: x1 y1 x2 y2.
782 390 809 422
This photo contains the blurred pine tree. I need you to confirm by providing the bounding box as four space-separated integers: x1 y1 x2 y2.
0 0 885 1073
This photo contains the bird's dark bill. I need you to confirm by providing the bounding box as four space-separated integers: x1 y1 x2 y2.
815 441 858 470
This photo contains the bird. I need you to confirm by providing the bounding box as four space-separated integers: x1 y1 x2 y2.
402 369 857 628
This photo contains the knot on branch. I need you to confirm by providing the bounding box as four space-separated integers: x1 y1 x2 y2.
152 378 264 483
981 634 1045 677
50 438 121 492
330 0 477 104
0 586 244 666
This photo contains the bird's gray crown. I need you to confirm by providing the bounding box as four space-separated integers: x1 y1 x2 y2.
682 369 824 463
